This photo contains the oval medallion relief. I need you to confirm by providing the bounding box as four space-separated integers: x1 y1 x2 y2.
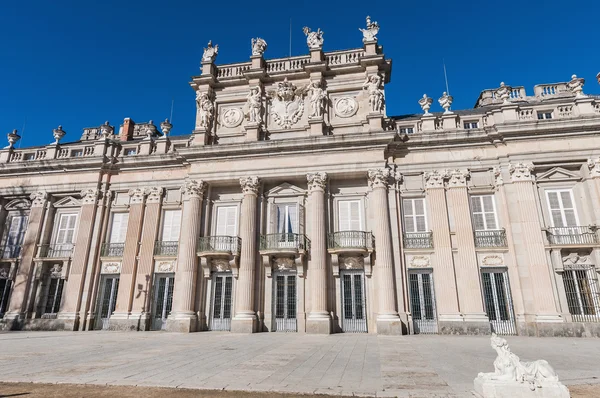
334 97 358 118
221 108 244 128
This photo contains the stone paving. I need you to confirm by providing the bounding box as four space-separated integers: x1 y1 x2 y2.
0 331 599 397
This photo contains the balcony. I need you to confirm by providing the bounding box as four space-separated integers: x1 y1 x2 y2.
154 241 179 256
0 244 21 260
327 231 374 253
38 243 74 258
546 226 599 246
197 236 241 256
474 229 507 248
259 233 310 253
403 232 433 249
100 242 125 257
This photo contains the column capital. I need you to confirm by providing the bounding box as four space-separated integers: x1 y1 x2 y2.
447 169 470 188
508 162 535 182
493 166 504 186
367 168 391 189
128 188 146 204
145 186 164 204
424 169 447 189
80 188 99 205
30 191 48 208
181 180 206 200
240 176 260 195
588 157 600 178
307 172 328 192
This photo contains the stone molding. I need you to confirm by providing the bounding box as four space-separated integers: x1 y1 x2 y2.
145 186 164 204
240 176 260 195
408 255 431 268
307 172 328 192
181 180 206 200
424 169 447 189
30 191 48 208
508 162 535 182
588 157 600 178
447 169 470 188
128 188 146 205
367 168 391 189
80 188 99 205
493 166 504 186
562 252 593 267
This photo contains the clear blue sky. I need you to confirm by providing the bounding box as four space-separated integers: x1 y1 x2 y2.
2 0 599 148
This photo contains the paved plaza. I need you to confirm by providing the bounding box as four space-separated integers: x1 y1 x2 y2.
0 332 599 397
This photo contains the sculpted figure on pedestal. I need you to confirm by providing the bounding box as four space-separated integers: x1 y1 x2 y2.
251 38 267 56
495 82 512 104
196 92 214 129
308 80 328 118
438 92 453 114
245 86 263 124
418 94 433 115
303 27 324 49
566 74 585 97
363 74 384 112
202 40 218 63
359 16 379 42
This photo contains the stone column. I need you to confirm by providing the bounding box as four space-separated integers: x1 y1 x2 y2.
508 162 561 322
59 189 100 330
231 176 260 333
368 168 402 335
166 180 205 333
587 158 600 224
110 188 145 330
446 169 489 327
424 171 461 323
306 172 331 334
5 192 48 325
130 186 164 329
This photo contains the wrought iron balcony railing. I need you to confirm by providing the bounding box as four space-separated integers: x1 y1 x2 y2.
327 231 374 251
38 243 74 258
260 233 310 252
0 244 21 259
100 242 125 257
154 241 179 256
546 226 599 245
197 236 241 254
474 229 507 248
403 232 433 249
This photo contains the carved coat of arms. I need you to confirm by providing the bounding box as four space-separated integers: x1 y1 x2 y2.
268 78 307 129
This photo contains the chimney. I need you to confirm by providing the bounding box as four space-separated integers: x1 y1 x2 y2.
120 118 135 141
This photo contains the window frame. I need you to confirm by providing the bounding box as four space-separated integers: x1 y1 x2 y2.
212 204 239 237
160 209 183 242
402 197 428 233
52 212 79 245
337 199 363 232
470 194 499 231
545 189 580 227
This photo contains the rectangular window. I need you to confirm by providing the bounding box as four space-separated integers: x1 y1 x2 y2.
161 210 182 241
5 215 28 246
562 268 599 321
23 153 35 161
71 150 83 157
124 148 137 156
403 198 427 233
464 121 479 129
399 127 414 135
109 213 129 243
45 278 64 314
471 195 498 230
277 204 298 234
537 111 553 120
215 206 237 236
338 200 362 231
546 190 578 227
54 214 78 244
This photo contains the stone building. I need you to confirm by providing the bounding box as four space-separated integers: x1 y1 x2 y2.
1 18 600 337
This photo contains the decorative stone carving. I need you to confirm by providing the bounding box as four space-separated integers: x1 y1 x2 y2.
495 82 513 104
363 74 384 113
52 125 66 145
359 15 379 42
268 78 306 129
155 260 175 273
196 92 214 129
251 37 267 56
508 162 535 182
587 157 600 178
307 172 328 192
6 129 21 149
566 74 585 98
0 266 10 279
368 168 391 189
409 255 430 268
50 264 63 278
211 258 230 272
418 94 433 115
240 176 260 195
160 119 172 136
482 255 504 267
202 40 218 63
128 188 145 205
474 333 569 397
221 108 244 128
145 186 164 204
101 262 121 274
447 169 470 188
341 256 363 270
438 92 453 114
181 180 206 200
303 26 324 49
5 198 31 210
424 170 447 189
99 121 113 139
80 189 99 205
493 167 504 186
562 252 593 268
333 97 358 118
30 191 48 208
143 120 158 140
275 257 295 270
245 86 263 125
307 80 328 118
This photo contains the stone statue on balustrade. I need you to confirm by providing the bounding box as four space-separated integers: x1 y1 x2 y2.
196 92 214 129
202 40 219 63
308 81 328 118
359 16 379 42
245 86 263 124
251 38 267 56
363 74 384 113
303 27 324 49
566 74 585 98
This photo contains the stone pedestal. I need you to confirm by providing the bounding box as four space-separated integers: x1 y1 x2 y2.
192 130 209 146
245 123 261 142
574 97 596 115
473 377 570 398
421 114 436 132
366 113 383 131
308 118 326 136
441 113 458 130
250 54 264 70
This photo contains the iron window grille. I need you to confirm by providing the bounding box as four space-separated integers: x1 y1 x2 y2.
474 229 507 248
327 231 374 250
546 226 599 245
403 232 434 249
562 265 600 322
409 271 438 334
44 278 64 315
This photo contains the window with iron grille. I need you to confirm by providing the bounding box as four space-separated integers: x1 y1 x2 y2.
44 278 64 314
0 278 12 316
562 267 600 322
409 271 437 334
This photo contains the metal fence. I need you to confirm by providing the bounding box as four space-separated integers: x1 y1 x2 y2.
474 229 507 248
38 243 74 258
562 266 600 322
547 226 599 245
260 233 310 251
100 242 125 257
0 245 21 259
154 241 179 256
197 236 241 254
327 231 373 250
403 232 433 249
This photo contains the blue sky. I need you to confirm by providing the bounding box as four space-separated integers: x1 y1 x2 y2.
2 0 599 148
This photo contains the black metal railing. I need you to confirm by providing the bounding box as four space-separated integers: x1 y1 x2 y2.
474 229 507 248
0 245 21 259
100 242 125 257
154 241 179 256
38 243 74 258
327 231 374 250
403 232 433 249
260 233 310 251
197 236 241 254
547 226 599 245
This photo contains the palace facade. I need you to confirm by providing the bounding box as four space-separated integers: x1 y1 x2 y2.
1 19 600 336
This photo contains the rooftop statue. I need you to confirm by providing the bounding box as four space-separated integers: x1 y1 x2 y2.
566 74 585 98
251 38 267 56
303 27 324 49
438 92 453 114
202 40 219 63
359 16 379 42
418 94 433 115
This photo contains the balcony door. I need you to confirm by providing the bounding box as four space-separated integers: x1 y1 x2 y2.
97 275 119 330
546 190 581 244
52 213 77 257
210 272 233 331
340 269 367 333
158 210 182 255
151 274 174 330
273 270 297 332
2 215 28 259
276 203 298 248
409 271 438 334
214 206 237 251
481 270 516 335
106 213 128 256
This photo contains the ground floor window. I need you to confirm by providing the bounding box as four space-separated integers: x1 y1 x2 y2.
481 269 516 335
0 278 11 316
409 271 437 334
97 276 120 330
44 278 64 314
563 267 600 322
210 272 233 331
340 270 367 333
152 274 174 330
273 271 297 332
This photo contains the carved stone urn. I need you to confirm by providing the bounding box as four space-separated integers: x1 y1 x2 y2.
6 129 21 149
160 118 173 137
52 125 66 145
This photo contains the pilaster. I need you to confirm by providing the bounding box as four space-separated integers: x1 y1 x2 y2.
587 158 600 225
